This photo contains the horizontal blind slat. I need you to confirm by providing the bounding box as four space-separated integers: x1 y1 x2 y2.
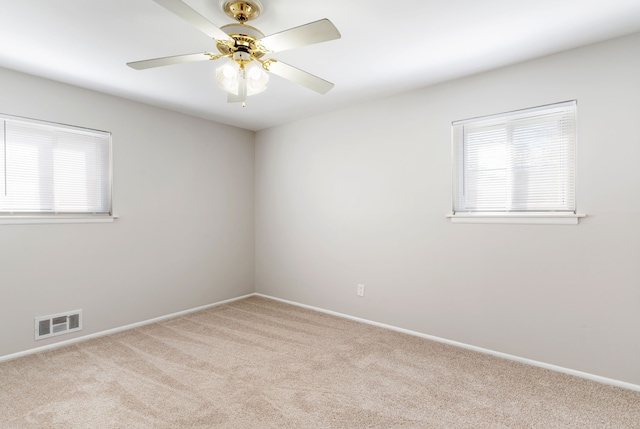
452 101 576 213
0 115 111 215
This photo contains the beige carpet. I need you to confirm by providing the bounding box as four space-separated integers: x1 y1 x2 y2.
1 296 639 428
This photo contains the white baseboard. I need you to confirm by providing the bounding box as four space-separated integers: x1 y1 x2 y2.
5 291 639 393
255 293 640 393
0 293 254 364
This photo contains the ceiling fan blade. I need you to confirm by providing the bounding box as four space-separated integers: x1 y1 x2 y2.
266 60 334 94
260 19 341 53
152 0 230 41
127 53 216 70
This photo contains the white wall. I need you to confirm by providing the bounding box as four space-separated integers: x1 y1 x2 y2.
0 68 255 357
255 32 640 385
2 31 638 386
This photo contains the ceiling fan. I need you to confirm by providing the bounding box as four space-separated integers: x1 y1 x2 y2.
128 0 341 106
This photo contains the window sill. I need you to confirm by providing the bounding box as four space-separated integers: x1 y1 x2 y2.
446 213 585 225
0 215 119 225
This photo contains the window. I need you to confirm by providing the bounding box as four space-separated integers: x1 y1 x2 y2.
451 101 581 224
0 114 112 222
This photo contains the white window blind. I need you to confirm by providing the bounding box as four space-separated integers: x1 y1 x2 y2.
452 101 576 214
0 114 111 216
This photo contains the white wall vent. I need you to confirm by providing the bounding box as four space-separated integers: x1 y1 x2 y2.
35 310 83 340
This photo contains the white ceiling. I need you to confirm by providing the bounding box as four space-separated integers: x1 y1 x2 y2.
1 0 640 131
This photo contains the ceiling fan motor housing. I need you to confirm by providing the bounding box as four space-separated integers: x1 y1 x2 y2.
217 23 266 62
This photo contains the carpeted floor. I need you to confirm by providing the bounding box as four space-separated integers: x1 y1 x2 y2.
1 296 639 428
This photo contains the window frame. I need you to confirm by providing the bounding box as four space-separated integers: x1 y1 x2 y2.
449 101 584 225
0 113 115 225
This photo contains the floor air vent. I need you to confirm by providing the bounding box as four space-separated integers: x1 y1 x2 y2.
35 310 83 340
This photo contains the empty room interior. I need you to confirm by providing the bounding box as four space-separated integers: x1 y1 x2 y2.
1 0 639 427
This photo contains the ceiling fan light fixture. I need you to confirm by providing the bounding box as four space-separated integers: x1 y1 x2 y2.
216 60 240 94
245 61 269 95
216 60 268 96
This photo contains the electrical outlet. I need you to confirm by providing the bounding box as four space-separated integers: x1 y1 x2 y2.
357 284 365 297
